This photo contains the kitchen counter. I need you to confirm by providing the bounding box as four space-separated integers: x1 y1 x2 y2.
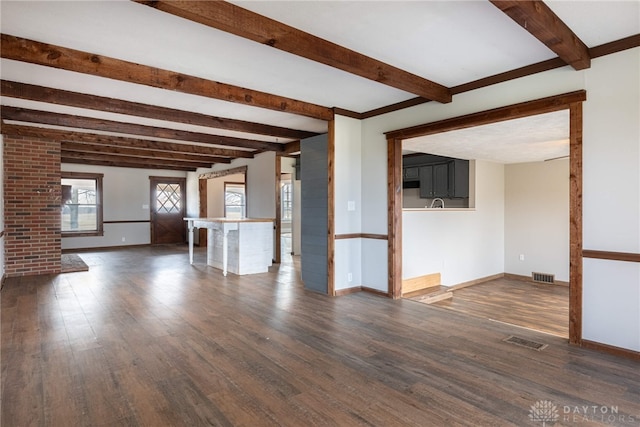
184 218 274 276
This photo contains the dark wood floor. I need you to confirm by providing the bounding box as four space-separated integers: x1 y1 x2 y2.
2 246 639 426
428 278 569 337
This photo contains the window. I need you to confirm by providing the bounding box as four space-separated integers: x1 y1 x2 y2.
61 172 103 237
224 182 246 219
155 183 182 214
281 181 292 221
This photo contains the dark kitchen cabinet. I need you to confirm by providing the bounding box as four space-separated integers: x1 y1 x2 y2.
419 163 449 198
451 159 469 198
419 160 469 198
403 166 420 181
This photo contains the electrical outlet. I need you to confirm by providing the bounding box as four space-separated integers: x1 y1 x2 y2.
348 273 353 282
519 254 525 261
122 237 126 242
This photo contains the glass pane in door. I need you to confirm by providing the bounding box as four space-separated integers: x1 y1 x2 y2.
156 183 181 214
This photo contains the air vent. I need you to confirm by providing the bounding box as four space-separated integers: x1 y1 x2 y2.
532 272 555 284
503 335 548 351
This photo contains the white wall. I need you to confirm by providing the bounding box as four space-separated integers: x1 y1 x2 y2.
505 159 569 282
189 151 276 220
333 115 363 291
403 161 505 285
580 49 640 351
61 164 186 249
361 47 640 351
206 173 245 218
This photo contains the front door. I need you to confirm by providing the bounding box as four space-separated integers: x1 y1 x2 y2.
150 177 186 244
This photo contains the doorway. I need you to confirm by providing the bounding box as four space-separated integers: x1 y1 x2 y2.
386 91 585 344
280 173 293 258
150 176 186 244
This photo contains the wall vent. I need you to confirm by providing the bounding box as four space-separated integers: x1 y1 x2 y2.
532 272 555 284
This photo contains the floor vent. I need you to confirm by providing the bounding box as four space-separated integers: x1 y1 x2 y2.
503 335 548 351
532 272 555 284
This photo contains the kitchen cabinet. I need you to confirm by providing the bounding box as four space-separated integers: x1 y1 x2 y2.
419 163 448 198
419 160 469 199
403 166 420 181
451 159 469 198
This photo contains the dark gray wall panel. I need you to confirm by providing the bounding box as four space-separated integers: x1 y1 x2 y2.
300 133 328 294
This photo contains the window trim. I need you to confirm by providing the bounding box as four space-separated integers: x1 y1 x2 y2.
61 171 104 238
281 180 293 222
224 181 246 219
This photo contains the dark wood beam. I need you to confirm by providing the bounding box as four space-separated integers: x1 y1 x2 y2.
490 1 591 70
1 80 319 140
385 90 586 140
0 123 254 159
589 33 640 59
1 106 284 152
0 34 334 121
362 34 638 119
61 151 211 169
282 140 300 155
61 156 197 171
135 1 452 103
61 141 231 164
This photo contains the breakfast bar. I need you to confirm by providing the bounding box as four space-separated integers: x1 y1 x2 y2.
184 218 274 276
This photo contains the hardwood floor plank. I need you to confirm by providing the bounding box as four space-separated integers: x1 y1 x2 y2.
429 277 569 337
2 246 638 426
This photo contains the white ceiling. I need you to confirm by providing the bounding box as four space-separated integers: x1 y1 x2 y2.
403 110 570 164
0 1 638 162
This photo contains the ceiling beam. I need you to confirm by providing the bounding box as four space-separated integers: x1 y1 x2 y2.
490 1 591 70
385 90 586 140
61 156 197 171
61 151 212 169
61 141 232 164
1 106 284 152
0 34 334 121
135 1 452 103
0 123 255 159
282 140 301 155
1 80 319 140
361 34 639 119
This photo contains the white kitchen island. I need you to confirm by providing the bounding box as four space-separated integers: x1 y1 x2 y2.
184 218 274 276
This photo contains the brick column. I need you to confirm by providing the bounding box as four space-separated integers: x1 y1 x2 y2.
3 136 61 277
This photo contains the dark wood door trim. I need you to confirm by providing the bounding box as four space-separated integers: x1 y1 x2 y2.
568 102 583 345
388 138 403 300
387 91 585 344
327 119 336 297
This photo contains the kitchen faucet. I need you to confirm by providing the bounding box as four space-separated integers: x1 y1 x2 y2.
429 198 445 209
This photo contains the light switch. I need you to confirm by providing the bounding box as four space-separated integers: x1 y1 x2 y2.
347 201 356 211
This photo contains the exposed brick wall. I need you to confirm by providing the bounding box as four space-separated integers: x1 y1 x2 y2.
3 136 61 277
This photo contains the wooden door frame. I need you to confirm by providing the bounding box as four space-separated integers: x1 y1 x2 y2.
149 176 187 245
385 90 586 345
